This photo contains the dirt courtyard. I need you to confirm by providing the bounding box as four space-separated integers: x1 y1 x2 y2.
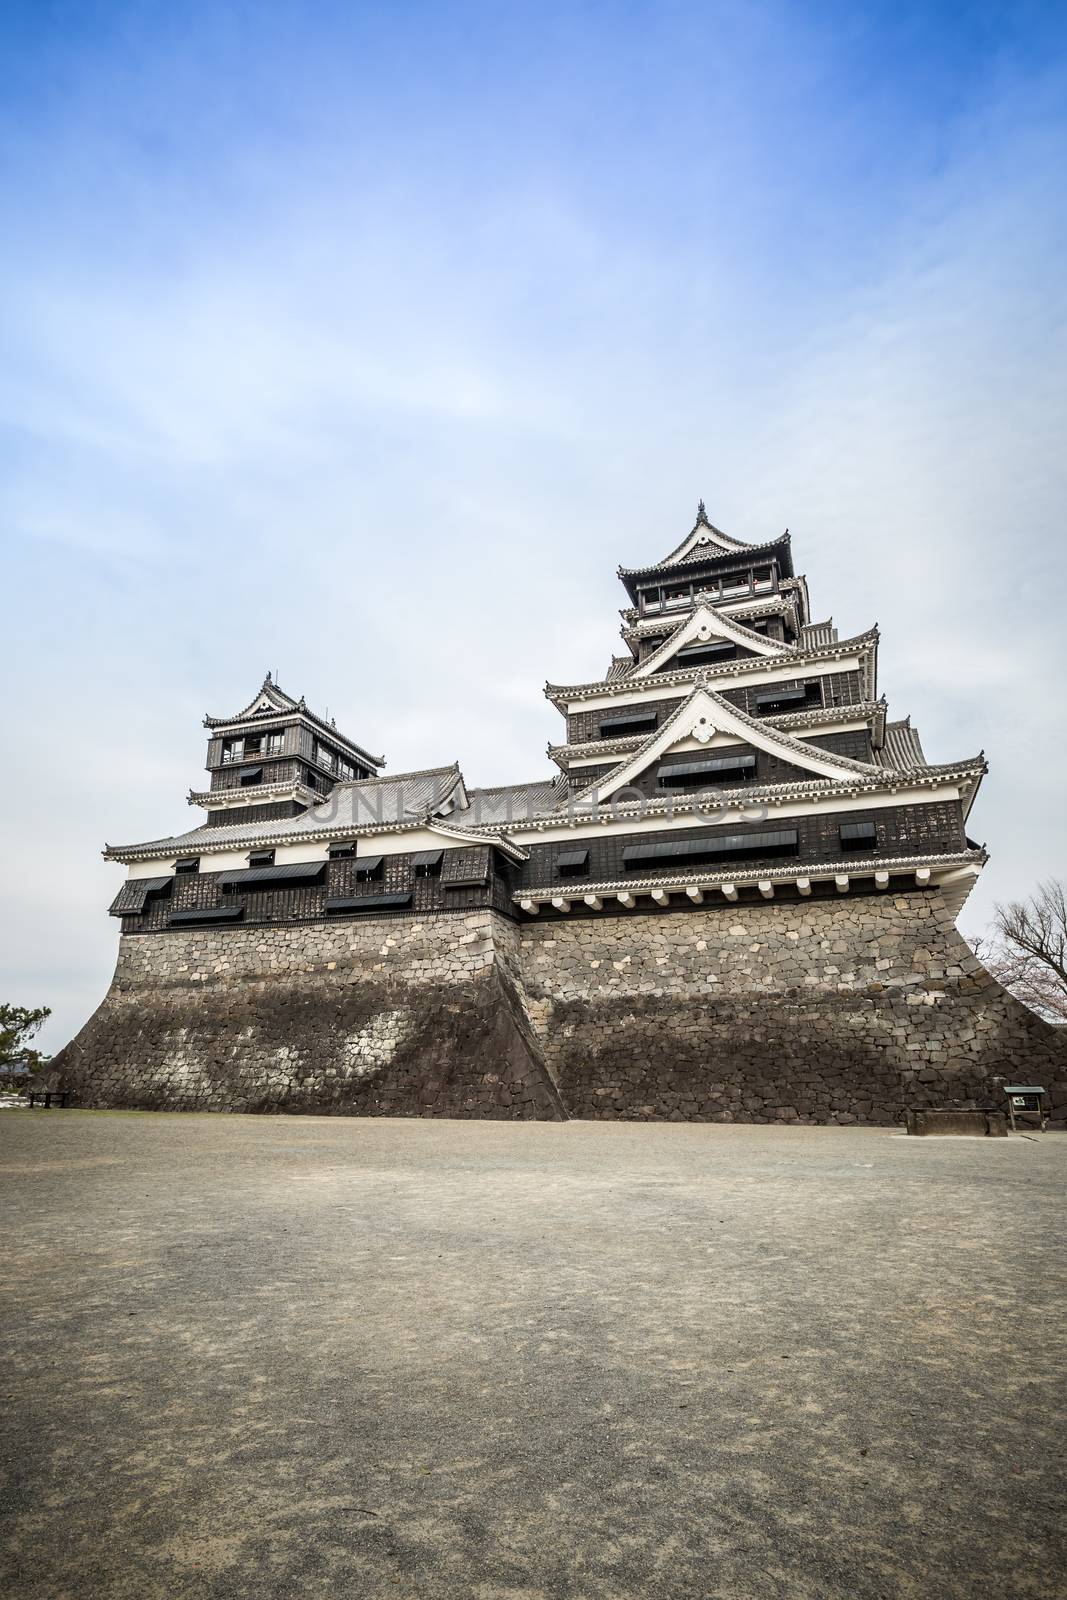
1 1113 1063 1600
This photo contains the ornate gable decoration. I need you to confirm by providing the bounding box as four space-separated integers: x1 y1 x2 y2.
632 604 790 679
246 691 286 717
655 503 753 565
214 676 301 725
565 684 881 807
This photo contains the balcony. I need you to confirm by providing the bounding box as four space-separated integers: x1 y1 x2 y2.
221 741 283 764
639 568 778 614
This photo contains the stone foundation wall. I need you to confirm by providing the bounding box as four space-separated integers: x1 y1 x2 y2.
53 893 1067 1123
516 892 1067 1123
55 913 564 1120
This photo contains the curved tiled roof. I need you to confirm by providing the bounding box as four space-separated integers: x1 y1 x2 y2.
798 620 838 648
506 759 988 833
187 780 320 810
462 779 563 827
618 532 792 583
545 627 880 706
875 720 927 771
104 765 465 862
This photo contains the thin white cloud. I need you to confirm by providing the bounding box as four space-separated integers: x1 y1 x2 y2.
3 10 1066 1049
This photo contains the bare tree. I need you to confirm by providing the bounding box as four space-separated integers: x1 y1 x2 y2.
995 879 1067 987
971 880 1067 1023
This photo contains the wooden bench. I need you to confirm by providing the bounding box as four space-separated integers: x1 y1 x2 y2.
25 1082 71 1109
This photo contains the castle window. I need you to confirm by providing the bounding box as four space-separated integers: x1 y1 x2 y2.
599 712 657 738
663 584 691 609
174 857 200 875
109 876 173 916
622 829 798 869
411 850 443 878
354 855 384 881
753 566 774 591
753 682 822 714
239 766 263 786
556 849 589 878
442 847 492 888
264 731 283 756
220 861 325 888
221 739 244 763
169 905 244 925
657 755 756 788
839 820 878 851
673 641 736 668
325 893 412 914
327 841 357 859
248 849 275 868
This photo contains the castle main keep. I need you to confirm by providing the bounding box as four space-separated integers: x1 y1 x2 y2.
55 506 1067 1122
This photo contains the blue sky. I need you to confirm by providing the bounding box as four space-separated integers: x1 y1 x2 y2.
3 0 1066 1050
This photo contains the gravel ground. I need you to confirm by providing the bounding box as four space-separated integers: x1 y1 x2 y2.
0 1112 1064 1600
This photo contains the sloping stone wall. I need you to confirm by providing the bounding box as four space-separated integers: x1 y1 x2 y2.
54 913 565 1120
517 892 1067 1123
53 893 1067 1123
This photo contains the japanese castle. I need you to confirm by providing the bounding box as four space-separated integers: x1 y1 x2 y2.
104 503 987 927
57 501 1056 1127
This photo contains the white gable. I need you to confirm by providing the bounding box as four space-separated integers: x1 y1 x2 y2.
573 685 876 804
633 604 789 678
657 514 753 565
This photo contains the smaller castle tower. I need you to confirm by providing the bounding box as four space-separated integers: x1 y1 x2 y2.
188 674 385 829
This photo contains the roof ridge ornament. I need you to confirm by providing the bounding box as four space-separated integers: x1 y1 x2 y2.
696 499 709 526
